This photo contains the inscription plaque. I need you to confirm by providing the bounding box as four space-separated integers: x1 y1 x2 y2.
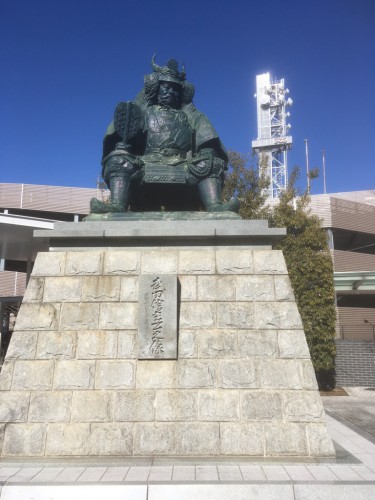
138 274 178 359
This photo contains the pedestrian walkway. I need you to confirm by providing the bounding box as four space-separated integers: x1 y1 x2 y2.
0 391 375 499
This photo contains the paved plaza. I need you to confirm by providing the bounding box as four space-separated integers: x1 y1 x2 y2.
0 387 374 498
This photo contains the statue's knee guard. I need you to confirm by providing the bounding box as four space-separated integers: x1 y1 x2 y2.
102 150 140 186
186 156 225 185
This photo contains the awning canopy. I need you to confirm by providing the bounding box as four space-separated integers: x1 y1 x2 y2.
334 271 375 293
0 213 53 263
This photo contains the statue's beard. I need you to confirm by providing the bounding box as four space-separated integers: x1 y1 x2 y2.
157 94 180 108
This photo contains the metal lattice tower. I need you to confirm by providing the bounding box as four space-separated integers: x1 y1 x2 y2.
252 73 293 199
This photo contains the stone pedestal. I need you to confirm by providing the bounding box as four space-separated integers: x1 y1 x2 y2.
0 219 335 457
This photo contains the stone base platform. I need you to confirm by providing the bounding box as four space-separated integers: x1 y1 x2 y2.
0 407 373 499
0 219 334 458
83 210 242 221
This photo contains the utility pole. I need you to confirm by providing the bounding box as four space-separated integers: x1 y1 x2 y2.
322 149 327 194
304 139 310 193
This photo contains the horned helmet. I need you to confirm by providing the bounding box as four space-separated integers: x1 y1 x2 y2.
144 55 195 106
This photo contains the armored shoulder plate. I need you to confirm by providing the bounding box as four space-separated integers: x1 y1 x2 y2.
114 101 143 143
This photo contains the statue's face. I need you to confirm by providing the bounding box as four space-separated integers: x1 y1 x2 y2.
157 81 181 108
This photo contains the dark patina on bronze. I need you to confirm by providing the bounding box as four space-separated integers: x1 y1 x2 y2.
90 56 239 214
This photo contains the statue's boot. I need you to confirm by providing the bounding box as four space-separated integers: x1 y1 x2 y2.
90 175 130 214
198 178 240 213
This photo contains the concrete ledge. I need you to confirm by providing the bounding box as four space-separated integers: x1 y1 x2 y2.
33 220 286 248
2 483 375 500
0 485 147 500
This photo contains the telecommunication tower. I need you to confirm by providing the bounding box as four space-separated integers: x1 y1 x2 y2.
252 73 293 199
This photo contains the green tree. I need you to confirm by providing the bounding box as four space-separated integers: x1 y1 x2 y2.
270 169 336 389
223 151 271 220
224 153 336 389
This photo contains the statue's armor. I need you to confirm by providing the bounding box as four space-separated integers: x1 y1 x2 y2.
144 106 192 161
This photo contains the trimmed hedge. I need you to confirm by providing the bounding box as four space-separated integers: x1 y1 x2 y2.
224 155 336 389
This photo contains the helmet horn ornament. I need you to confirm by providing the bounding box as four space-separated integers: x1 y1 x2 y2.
151 54 163 72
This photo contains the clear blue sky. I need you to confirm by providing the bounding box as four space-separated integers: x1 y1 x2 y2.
1 0 374 195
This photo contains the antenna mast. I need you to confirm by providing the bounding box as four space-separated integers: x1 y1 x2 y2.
252 73 293 198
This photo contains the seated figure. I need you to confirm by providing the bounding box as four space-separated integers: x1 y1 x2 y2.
90 57 239 213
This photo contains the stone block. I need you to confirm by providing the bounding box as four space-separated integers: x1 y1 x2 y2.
0 423 4 453
0 361 13 390
217 303 255 329
0 392 30 422
238 330 278 358
197 276 236 301
180 303 215 328
178 361 215 388
5 331 37 360
141 250 178 274
89 423 133 455
264 423 308 456
14 303 59 331
219 360 258 388
118 331 136 358
216 250 253 274
134 423 178 455
95 361 135 389
179 276 197 301
76 331 118 359
82 276 120 302
283 391 324 422
253 250 287 274
178 331 197 358
256 302 303 329
220 423 264 455
278 330 310 358
236 276 274 301
198 390 239 421
45 423 91 455
150 485 294 499
32 252 66 277
155 390 198 421
104 251 140 275
2 423 47 456
136 361 176 388
178 250 215 274
36 331 76 359
71 391 113 422
178 423 220 455
28 391 72 422
199 330 237 358
99 303 137 330
259 360 303 389
274 276 295 301
12 360 54 390
43 277 82 302
241 391 282 421
120 277 139 301
54 360 95 390
294 485 375 500
306 423 336 456
301 360 319 390
22 277 44 302
65 251 103 275
115 390 155 421
60 303 100 330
